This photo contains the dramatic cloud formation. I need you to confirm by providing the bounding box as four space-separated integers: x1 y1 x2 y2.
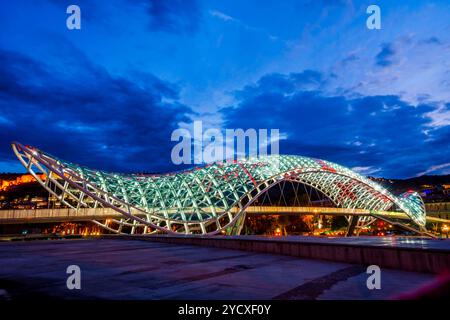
0 0 448 177
0 46 191 173
222 71 449 178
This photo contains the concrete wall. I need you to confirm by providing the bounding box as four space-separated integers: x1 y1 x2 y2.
100 235 450 274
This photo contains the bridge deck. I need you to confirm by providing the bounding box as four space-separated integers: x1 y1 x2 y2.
0 207 448 224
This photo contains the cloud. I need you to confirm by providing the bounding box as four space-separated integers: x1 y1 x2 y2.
329 34 450 104
351 166 382 176
221 71 449 178
375 43 396 67
209 9 279 41
341 53 359 66
133 0 201 34
209 10 235 22
424 103 450 128
416 163 450 177
235 70 326 99
419 36 442 45
0 47 192 173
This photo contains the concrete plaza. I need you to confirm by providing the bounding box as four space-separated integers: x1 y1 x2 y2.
0 238 440 300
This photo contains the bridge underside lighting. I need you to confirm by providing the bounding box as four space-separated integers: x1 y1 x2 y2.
11 142 427 236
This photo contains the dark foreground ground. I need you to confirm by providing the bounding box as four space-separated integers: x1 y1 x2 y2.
0 238 443 300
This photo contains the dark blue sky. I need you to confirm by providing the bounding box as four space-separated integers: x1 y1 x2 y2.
0 0 449 177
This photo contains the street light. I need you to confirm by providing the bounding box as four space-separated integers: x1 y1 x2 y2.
442 224 449 238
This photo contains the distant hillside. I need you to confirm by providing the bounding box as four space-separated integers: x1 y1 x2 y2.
0 173 27 180
369 175 450 191
391 175 450 186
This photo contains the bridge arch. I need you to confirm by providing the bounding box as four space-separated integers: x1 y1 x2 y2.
11 142 426 235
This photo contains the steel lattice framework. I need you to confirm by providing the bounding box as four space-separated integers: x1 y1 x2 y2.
12 142 426 235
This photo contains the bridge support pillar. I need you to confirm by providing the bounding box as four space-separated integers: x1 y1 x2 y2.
228 212 247 236
345 216 359 237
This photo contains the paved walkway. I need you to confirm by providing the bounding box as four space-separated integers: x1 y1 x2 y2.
0 239 436 300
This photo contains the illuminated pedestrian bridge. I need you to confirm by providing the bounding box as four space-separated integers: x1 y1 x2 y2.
11 142 427 236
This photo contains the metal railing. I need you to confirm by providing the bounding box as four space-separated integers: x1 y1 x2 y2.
0 207 122 222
